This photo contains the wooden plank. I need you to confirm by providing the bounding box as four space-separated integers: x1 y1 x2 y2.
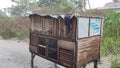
30 33 38 46
58 40 75 50
77 36 101 66
59 48 73 68
29 45 38 53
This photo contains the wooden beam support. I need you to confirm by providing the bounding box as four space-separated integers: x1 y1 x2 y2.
94 60 98 68
31 53 36 68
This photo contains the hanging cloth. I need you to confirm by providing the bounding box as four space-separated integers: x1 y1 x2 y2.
64 14 71 34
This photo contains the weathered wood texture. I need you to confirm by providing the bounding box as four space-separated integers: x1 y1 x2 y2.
29 15 77 41
29 33 38 54
57 16 77 41
77 36 101 67
59 48 74 68
31 16 57 37
57 40 75 50
30 33 38 47
29 14 102 68
29 45 38 54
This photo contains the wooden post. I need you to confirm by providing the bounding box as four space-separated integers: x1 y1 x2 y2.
98 59 102 64
94 60 98 68
82 64 86 68
31 53 33 68
54 63 57 68
77 65 83 68
31 53 35 68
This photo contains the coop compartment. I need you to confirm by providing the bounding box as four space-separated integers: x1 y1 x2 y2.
39 37 46 46
48 49 57 60
48 38 58 60
38 46 45 56
59 48 73 67
48 38 57 49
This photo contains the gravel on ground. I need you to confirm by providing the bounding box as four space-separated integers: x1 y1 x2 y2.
0 39 111 68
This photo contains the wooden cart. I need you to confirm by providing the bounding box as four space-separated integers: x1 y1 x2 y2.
29 14 103 68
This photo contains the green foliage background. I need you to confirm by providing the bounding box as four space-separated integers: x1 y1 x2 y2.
102 11 120 68
0 13 29 40
0 0 86 40
7 0 85 16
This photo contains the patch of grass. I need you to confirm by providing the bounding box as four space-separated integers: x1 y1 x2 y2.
111 54 120 68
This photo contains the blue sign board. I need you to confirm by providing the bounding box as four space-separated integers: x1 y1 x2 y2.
90 18 101 36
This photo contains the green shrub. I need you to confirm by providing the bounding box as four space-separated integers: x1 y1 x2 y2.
111 54 120 68
102 11 120 67
0 13 29 40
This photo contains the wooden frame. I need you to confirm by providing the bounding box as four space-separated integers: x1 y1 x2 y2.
29 14 103 68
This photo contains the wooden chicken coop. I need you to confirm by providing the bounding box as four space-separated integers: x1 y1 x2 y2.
29 14 103 68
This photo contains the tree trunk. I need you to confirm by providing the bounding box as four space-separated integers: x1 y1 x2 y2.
87 0 91 9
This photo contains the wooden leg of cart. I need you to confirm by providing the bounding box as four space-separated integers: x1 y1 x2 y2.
94 60 98 68
54 63 57 68
82 64 86 68
31 53 36 68
78 65 84 68
98 58 102 64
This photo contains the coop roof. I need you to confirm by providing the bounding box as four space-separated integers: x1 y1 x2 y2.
29 14 103 19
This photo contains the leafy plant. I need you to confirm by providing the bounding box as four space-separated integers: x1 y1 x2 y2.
0 12 29 40
102 11 120 68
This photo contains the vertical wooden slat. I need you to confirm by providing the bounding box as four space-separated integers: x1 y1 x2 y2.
53 19 55 36
58 18 61 38
64 23 66 39
46 37 48 58
88 17 90 36
71 17 76 40
100 18 103 36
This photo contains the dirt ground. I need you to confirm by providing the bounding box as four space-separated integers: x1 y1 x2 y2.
0 39 111 68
